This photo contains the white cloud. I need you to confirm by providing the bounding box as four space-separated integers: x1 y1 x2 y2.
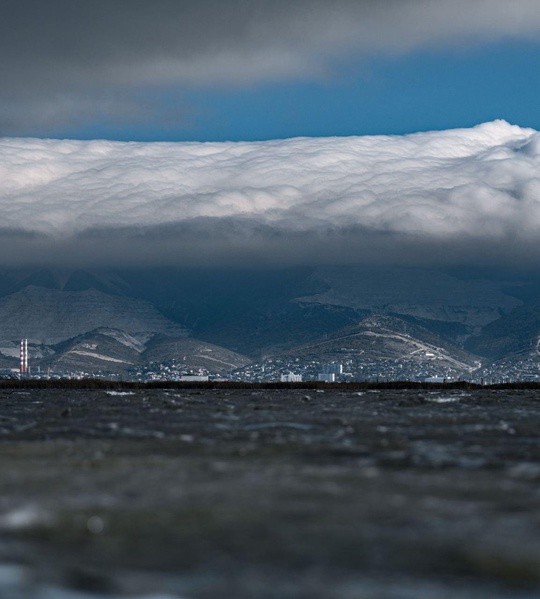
0 120 539 267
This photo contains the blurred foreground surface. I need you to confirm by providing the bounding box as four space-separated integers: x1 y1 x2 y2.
0 388 539 598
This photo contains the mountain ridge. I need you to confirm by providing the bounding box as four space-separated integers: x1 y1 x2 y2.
0 265 538 379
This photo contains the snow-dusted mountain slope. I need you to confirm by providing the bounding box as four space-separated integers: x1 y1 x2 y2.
298 266 522 327
0 286 186 345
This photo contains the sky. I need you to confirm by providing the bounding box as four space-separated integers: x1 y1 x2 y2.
2 0 540 141
2 1 540 272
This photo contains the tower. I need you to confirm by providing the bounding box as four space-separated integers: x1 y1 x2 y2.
20 339 28 378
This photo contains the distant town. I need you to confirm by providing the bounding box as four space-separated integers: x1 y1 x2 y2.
7 337 540 385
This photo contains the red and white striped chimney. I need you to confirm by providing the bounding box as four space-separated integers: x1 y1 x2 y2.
20 339 28 377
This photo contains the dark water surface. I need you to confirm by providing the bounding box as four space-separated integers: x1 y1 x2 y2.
0 388 539 598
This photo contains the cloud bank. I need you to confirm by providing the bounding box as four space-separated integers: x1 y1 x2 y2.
2 0 540 133
1 120 540 268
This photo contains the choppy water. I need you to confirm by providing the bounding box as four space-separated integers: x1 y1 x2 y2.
0 388 539 598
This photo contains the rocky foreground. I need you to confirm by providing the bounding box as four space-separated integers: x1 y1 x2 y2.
0 388 539 598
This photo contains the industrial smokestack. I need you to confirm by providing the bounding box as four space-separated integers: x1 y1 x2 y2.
20 338 28 378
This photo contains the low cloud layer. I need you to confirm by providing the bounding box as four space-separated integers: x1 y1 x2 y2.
2 1 540 134
1 120 540 268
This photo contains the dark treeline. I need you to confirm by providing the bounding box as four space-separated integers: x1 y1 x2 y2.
1 379 540 391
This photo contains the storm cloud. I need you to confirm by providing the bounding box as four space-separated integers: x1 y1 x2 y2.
2 0 540 134
1 120 540 268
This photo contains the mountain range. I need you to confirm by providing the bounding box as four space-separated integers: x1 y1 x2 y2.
0 266 537 378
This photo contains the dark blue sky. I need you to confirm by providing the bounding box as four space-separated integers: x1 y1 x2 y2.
163 41 540 142
63 38 540 142
2 1 540 141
